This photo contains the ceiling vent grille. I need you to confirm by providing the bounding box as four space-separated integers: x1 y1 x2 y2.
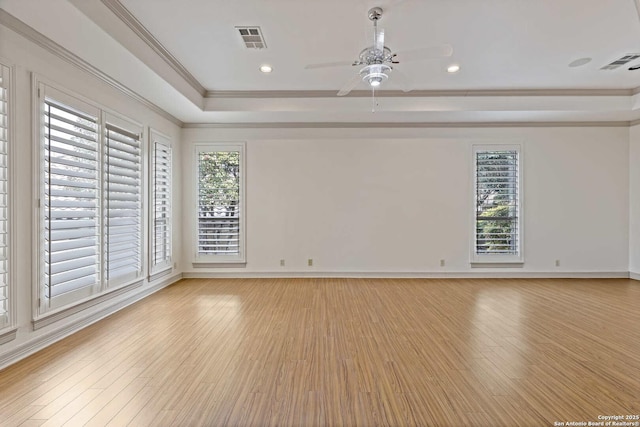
236 26 267 49
601 54 640 70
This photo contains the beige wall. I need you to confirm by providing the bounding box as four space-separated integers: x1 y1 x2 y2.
182 126 629 276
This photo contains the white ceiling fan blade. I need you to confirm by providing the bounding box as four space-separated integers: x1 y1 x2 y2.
389 68 413 92
337 73 363 96
305 60 354 70
394 44 453 63
376 28 385 51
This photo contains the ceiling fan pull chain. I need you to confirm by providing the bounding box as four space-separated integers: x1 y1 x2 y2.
372 86 376 113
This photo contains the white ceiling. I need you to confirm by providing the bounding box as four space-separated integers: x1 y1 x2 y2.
5 0 640 124
118 0 640 91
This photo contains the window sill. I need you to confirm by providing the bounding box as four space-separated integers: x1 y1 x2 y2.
470 262 524 268
149 266 173 282
192 262 247 269
0 327 17 346
33 279 143 330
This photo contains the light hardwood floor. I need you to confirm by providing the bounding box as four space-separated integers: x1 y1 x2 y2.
1 278 639 426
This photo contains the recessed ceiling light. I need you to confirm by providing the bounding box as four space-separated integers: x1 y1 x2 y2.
568 58 592 68
447 64 460 73
259 65 273 73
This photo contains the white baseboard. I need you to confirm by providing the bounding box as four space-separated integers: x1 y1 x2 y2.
630 272 640 280
182 271 630 279
0 273 183 371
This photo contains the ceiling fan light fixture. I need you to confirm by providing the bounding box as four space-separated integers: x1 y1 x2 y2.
365 73 387 87
362 64 391 88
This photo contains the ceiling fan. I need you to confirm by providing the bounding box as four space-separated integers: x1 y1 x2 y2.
305 6 453 96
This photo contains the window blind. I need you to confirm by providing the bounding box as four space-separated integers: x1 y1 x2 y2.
43 99 100 301
105 124 142 282
197 151 240 255
0 66 9 326
152 138 171 269
475 150 519 255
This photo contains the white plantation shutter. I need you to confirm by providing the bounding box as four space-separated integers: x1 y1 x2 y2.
0 65 9 327
151 136 171 272
195 143 245 262
474 147 521 261
39 84 146 313
105 122 142 284
43 98 100 305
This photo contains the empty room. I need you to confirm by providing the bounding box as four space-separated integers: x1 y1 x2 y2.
0 0 639 426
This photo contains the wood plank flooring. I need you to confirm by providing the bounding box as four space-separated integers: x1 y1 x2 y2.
1 278 639 426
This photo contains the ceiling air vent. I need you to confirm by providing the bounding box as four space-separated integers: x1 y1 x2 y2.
236 26 267 49
601 54 640 70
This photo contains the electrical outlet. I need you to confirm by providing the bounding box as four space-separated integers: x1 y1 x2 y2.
555 259 560 267
308 258 313 267
440 259 445 267
280 259 285 267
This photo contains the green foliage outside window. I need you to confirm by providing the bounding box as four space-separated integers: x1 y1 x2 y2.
197 151 240 255
476 151 518 255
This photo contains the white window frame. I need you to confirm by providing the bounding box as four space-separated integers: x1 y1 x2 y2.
193 142 246 266
149 128 172 277
34 78 144 318
471 144 524 266
0 59 16 342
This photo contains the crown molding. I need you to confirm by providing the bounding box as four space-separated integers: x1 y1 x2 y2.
183 121 630 129
100 0 207 97
206 88 636 99
0 9 183 127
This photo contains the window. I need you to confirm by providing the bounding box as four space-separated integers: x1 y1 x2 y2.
0 63 10 330
194 143 245 264
472 145 522 264
150 130 172 275
39 83 143 311
104 120 143 285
